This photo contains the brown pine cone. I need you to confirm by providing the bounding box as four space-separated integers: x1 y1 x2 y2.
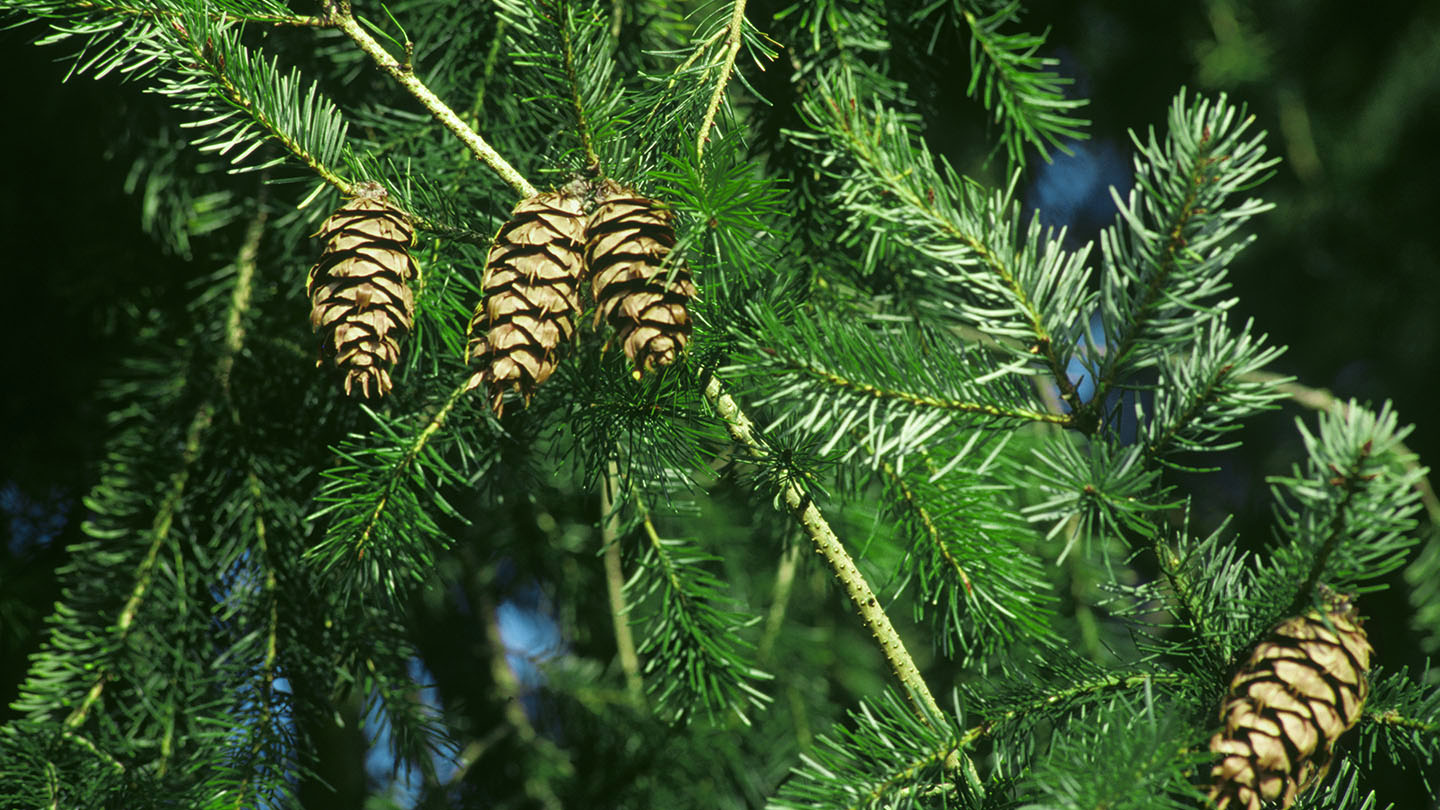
1208 592 1372 810
307 182 420 398
466 190 586 415
584 180 698 375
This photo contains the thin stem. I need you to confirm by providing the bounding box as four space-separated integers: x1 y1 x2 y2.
958 671 1185 747
695 0 748 158
636 25 729 138
879 457 974 597
781 357 1069 425
560 3 601 168
326 0 536 198
1364 707 1440 733
355 381 469 555
1291 441 1370 614
700 370 938 716
601 460 645 707
469 18 509 126
222 181 267 403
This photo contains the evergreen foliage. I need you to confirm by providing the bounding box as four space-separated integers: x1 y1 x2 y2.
0 0 1436 808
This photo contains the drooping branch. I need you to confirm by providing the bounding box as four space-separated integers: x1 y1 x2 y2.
601 461 645 707
65 197 269 732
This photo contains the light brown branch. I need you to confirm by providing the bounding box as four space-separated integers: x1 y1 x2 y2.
326 0 536 198
695 0 748 158
700 371 937 715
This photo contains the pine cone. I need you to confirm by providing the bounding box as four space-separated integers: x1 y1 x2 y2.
466 190 586 415
585 181 698 375
1208 593 1372 810
307 182 419 398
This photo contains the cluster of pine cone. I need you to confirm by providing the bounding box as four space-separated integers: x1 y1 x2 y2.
1208 593 1372 810
305 179 695 411
465 179 697 414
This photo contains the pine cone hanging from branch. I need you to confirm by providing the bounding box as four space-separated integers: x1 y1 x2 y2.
1208 592 1372 810
466 190 586 415
307 182 420 398
585 181 698 376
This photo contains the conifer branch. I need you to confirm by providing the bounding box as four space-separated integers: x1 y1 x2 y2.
960 670 1185 746
65 197 267 730
881 458 974 597
64 0 328 28
1264 402 1422 610
701 371 944 720
353 380 468 556
1093 91 1277 428
695 0 747 158
1150 533 1226 660
20 2 484 240
1090 135 1213 405
958 1 1089 166
325 0 537 198
1247 371 1440 524
71 5 357 196
202 67 351 196
1293 444 1371 607
212 202 272 800
624 484 769 722
636 25 728 137
806 77 1087 415
797 361 1067 425
1365 708 1440 734
228 471 279 810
